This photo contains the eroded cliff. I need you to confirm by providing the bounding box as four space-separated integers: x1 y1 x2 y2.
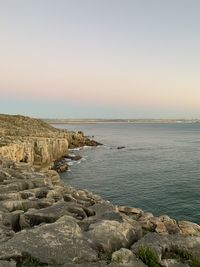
0 115 199 267
0 114 99 167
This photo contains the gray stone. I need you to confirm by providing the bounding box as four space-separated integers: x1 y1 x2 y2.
161 259 189 267
87 219 142 252
0 216 98 265
0 260 16 267
131 232 200 261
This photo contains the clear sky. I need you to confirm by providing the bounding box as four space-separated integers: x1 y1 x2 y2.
1 0 200 118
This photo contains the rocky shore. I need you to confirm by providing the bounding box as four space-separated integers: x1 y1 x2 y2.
0 114 200 267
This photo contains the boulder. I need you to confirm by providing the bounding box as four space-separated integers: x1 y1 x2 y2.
86 219 142 252
0 216 98 265
111 248 146 266
131 232 200 261
178 221 200 236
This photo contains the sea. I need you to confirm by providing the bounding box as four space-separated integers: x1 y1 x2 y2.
54 123 200 223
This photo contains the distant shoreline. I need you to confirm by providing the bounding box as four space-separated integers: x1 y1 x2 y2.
44 119 200 124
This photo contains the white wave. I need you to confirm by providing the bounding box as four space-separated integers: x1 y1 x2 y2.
69 147 82 151
68 161 74 166
83 145 93 149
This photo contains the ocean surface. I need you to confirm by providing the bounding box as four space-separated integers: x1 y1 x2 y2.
54 123 200 223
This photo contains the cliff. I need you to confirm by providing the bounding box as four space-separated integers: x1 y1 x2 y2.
0 114 99 168
0 115 199 267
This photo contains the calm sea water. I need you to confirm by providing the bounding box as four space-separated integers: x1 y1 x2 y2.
55 123 200 223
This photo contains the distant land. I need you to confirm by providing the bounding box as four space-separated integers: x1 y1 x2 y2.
44 118 200 124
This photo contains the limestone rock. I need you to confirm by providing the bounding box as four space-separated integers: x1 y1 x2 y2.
86 219 142 252
111 248 146 266
0 216 98 265
131 232 200 261
0 261 16 267
178 220 200 236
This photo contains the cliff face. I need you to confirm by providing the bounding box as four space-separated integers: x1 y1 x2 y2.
0 114 69 167
0 114 100 167
0 137 69 165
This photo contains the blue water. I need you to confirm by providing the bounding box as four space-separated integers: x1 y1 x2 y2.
55 123 200 223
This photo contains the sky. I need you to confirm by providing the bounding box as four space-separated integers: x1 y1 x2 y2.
1 0 200 119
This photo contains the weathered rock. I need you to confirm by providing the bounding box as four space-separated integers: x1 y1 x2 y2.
0 216 98 265
53 159 69 173
0 260 16 267
131 232 200 261
62 261 108 267
65 154 82 161
111 248 146 266
20 201 95 228
86 219 142 252
178 220 200 236
160 259 189 267
117 206 144 216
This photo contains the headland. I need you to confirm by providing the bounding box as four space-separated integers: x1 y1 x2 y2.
0 114 199 267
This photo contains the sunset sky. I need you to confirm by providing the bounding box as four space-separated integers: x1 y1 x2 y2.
1 0 200 118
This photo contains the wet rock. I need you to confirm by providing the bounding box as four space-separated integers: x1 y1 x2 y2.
53 159 69 173
66 154 82 161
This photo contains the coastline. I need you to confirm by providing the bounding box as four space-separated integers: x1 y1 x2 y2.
46 118 200 124
0 114 200 266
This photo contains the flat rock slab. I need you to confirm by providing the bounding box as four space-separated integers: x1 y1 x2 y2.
0 216 98 265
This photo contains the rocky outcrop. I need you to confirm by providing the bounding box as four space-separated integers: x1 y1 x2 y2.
0 114 100 168
0 161 199 267
0 115 200 267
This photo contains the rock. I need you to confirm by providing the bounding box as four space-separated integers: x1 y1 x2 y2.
138 213 155 231
117 206 144 219
178 221 200 236
117 146 125 150
0 261 16 267
67 131 102 149
111 248 136 264
0 216 98 265
53 160 69 173
20 201 95 228
160 259 189 267
90 202 117 218
131 232 200 261
112 249 147 266
86 219 142 252
65 154 82 161
62 261 108 267
164 220 181 235
155 221 167 234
